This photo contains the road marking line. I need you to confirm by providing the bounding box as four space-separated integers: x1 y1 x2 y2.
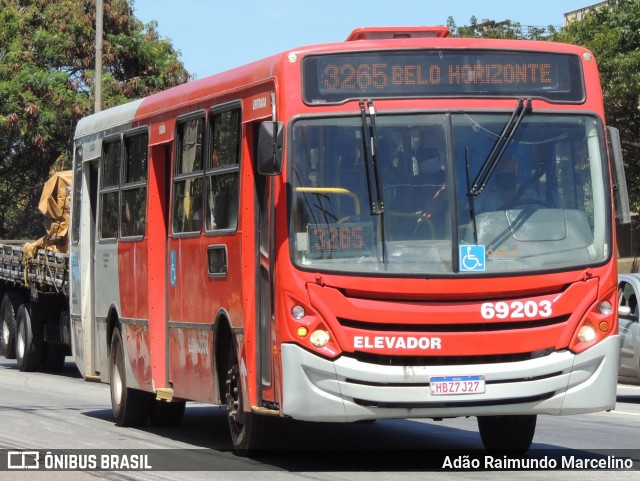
618 383 640 390
594 410 640 417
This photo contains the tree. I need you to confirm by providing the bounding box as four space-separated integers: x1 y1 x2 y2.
447 16 557 40
0 0 190 239
551 0 640 210
449 5 640 210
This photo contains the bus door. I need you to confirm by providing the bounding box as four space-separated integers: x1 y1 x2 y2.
86 160 99 377
256 165 276 403
93 136 122 380
166 113 216 403
70 143 99 380
147 142 171 392
248 91 280 407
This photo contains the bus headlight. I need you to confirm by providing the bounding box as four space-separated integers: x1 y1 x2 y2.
577 324 597 343
598 300 612 315
310 330 331 348
291 305 306 320
570 288 617 354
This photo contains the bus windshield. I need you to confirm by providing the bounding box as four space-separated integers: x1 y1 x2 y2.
289 112 611 276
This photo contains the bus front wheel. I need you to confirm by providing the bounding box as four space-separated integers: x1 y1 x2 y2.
225 347 275 455
477 415 536 453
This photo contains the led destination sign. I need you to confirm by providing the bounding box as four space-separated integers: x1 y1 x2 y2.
302 50 584 104
307 223 374 259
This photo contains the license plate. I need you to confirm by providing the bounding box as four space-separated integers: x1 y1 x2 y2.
430 375 485 395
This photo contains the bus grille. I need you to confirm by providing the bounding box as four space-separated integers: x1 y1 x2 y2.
345 349 556 366
337 315 569 332
353 392 556 409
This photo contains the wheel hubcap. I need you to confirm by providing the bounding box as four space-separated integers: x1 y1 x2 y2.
226 364 244 427
16 323 24 359
113 363 123 403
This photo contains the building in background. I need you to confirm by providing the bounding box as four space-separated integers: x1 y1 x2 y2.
564 1 609 24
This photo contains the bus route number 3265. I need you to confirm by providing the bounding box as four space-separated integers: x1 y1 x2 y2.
480 300 553 320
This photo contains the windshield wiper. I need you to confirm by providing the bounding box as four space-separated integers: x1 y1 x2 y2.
359 100 384 214
359 99 387 264
469 98 532 196
464 148 479 245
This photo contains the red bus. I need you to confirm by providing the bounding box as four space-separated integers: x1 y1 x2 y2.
69 26 629 453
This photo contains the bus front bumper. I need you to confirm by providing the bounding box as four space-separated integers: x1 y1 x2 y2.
280 335 619 422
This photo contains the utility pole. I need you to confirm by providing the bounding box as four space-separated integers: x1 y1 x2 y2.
95 0 103 113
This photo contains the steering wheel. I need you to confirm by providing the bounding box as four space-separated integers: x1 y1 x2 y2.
384 211 437 240
412 213 436 240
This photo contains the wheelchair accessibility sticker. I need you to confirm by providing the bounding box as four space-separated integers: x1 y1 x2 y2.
170 250 177 286
460 245 486 272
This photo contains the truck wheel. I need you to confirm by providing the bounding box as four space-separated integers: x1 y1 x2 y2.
0 293 20 359
109 327 151 426
225 346 275 455
477 415 537 453
149 399 186 427
15 304 43 372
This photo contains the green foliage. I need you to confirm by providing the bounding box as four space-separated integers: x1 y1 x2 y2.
551 0 640 211
0 0 190 239
450 1 640 211
446 16 557 40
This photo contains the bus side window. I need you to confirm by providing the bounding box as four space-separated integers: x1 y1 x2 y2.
206 106 241 232
121 130 148 238
173 115 204 234
99 139 121 240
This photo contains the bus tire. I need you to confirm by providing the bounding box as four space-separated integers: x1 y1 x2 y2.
477 414 537 453
109 327 151 427
225 346 275 455
15 304 43 372
0 293 20 359
42 342 67 372
149 399 186 427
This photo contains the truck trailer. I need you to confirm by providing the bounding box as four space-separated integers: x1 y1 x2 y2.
0 171 71 372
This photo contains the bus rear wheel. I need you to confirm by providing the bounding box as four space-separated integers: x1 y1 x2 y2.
149 399 186 427
109 327 151 427
477 415 537 453
225 347 275 455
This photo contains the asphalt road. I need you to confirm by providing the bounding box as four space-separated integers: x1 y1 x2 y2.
0 357 638 480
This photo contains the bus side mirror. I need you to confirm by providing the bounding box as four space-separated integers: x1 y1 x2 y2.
608 126 631 224
618 305 632 317
258 121 284 175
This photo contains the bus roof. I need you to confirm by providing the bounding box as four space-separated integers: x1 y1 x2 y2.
74 27 596 138
345 26 450 40
74 98 143 139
